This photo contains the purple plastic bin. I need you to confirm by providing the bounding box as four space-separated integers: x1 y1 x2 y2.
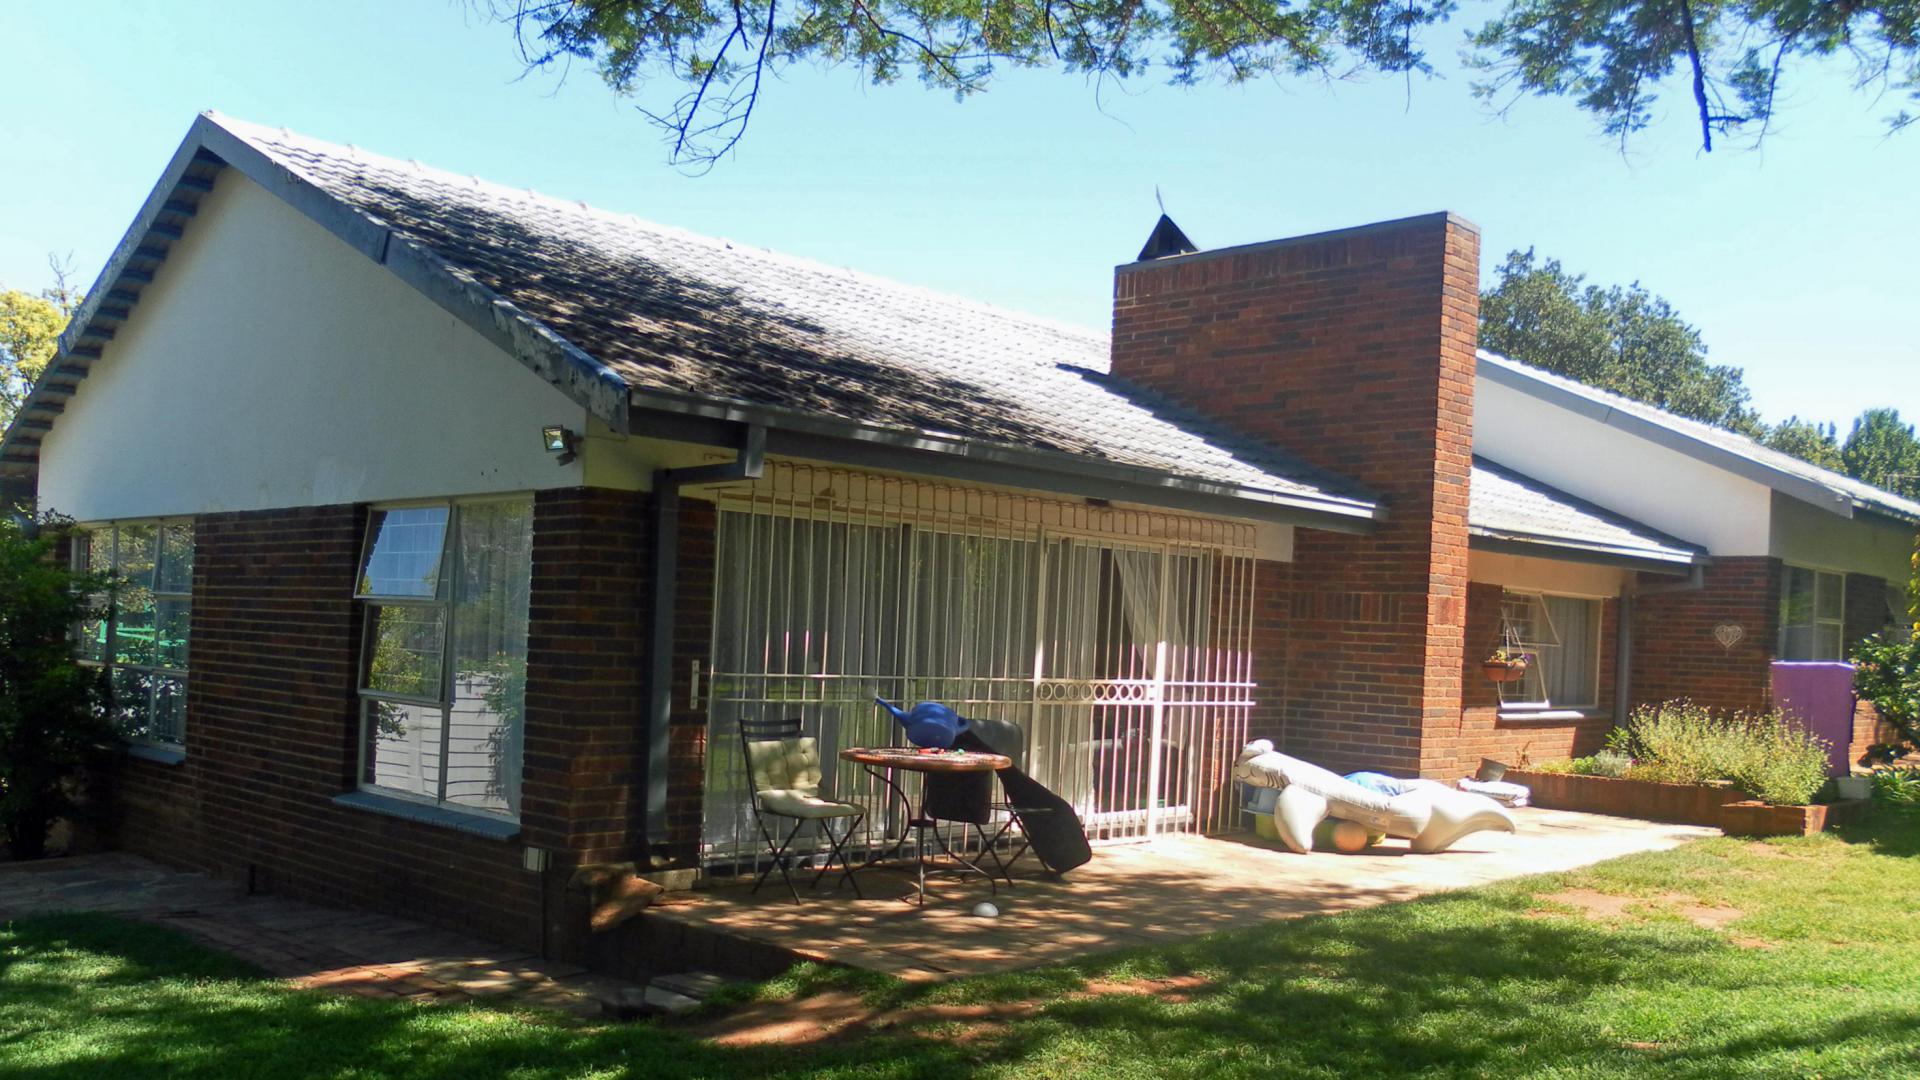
1770 662 1855 778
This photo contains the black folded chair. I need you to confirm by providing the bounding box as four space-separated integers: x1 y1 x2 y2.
958 717 1092 883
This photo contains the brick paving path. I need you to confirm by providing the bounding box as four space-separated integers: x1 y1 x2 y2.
0 852 632 1016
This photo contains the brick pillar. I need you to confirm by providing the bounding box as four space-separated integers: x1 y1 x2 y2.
1111 213 1479 776
523 488 650 866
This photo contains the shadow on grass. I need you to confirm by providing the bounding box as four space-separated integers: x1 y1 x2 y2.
9 805 1920 1080
1834 803 1920 857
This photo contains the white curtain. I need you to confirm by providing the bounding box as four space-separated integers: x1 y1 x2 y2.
1538 595 1599 708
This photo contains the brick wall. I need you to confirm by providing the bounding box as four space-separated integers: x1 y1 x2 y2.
1451 582 1617 773
1111 213 1479 777
1630 557 1780 713
1247 558 1292 742
522 487 649 866
1843 574 1892 653
112 489 661 957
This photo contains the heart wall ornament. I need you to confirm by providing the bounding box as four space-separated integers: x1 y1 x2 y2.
1712 623 1745 651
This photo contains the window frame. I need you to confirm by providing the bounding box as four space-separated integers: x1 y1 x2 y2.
353 494 532 822
354 501 454 602
73 518 196 752
1496 589 1604 713
1777 563 1847 662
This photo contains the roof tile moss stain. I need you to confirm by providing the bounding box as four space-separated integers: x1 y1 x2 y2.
245 124 1359 504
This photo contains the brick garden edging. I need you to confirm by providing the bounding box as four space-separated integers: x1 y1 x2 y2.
1506 769 1746 828
1508 768 1874 836
1720 799 1873 838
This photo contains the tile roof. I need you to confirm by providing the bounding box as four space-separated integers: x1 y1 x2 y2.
1481 351 1920 525
1470 457 1704 567
218 118 1375 516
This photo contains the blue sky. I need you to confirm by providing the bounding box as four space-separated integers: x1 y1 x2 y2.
3 1 1914 431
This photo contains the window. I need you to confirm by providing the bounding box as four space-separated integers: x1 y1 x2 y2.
1498 591 1601 710
356 498 532 818
1779 566 1845 661
74 521 194 749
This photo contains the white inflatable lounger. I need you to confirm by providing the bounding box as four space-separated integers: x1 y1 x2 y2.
1231 739 1516 854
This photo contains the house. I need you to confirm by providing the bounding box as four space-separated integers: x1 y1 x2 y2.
2 113 1912 968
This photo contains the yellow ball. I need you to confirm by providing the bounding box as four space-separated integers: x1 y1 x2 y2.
1314 818 1381 853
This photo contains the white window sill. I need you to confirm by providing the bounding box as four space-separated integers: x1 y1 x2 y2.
331 791 521 841
126 744 186 766
1497 709 1605 725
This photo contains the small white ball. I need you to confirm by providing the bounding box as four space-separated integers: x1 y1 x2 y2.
971 901 1000 918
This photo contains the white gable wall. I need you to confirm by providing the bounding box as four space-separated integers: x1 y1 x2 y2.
1474 376 1774 556
37 171 587 522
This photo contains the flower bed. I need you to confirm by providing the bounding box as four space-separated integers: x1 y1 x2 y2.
1505 769 1745 828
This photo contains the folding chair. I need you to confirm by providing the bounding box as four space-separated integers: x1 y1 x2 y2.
739 717 866 903
965 717 1062 886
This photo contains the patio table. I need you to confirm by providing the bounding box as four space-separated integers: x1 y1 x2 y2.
840 747 1011 907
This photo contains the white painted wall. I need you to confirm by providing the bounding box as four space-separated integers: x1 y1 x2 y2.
37 172 589 521
1474 377 1775 555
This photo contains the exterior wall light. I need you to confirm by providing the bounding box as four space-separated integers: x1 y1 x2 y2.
541 425 579 465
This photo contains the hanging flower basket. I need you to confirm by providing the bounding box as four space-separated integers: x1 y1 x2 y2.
1482 652 1530 684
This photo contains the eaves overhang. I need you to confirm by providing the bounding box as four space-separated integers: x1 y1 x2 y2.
627 388 1386 532
1479 355 1920 526
1469 527 1706 576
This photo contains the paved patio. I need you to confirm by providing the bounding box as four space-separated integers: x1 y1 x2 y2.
649 807 1716 980
1 808 1715 999
0 853 631 1015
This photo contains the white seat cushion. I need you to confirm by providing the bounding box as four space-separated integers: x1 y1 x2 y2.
758 789 863 820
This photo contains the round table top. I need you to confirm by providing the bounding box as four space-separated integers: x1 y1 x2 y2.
839 747 1011 773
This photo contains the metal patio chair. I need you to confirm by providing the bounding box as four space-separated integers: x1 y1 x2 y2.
965 717 1061 885
739 717 866 903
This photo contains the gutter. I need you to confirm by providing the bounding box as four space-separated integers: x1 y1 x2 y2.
627 391 1384 534
644 423 766 852
1468 530 1704 576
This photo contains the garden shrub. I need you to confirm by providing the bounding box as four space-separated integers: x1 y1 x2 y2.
1606 702 1750 786
1852 632 1920 752
1725 714 1830 807
1872 767 1920 806
1 514 113 860
1569 750 1633 778
1603 701 1831 805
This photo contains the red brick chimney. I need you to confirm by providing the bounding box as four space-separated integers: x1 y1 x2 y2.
1112 213 1480 776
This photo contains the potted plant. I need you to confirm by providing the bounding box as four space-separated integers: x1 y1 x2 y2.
1481 648 1531 683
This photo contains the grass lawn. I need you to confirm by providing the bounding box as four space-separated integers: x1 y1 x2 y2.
5 807 1919 1079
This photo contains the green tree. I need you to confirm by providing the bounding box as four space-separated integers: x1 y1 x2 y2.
1 515 113 860
1841 409 1920 500
1 258 81 430
1479 248 1761 436
1 292 66 431
493 1 1920 163
1765 416 1844 471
